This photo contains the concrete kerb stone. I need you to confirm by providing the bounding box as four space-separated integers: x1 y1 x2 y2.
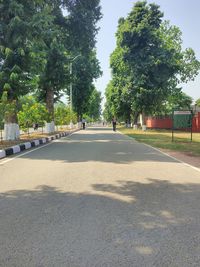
0 150 6 159
24 142 32 150
0 129 80 160
12 145 21 154
42 138 47 144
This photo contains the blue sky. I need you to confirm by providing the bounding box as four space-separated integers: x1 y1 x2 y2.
95 0 200 104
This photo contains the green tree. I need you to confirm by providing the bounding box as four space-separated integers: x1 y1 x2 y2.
34 0 102 124
66 0 102 117
17 101 47 132
35 1 69 124
104 81 118 120
0 0 43 123
106 1 200 124
86 87 102 121
0 91 16 129
54 103 77 126
195 98 200 107
153 90 193 116
167 91 193 111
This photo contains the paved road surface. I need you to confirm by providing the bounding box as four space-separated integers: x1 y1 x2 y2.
0 127 200 267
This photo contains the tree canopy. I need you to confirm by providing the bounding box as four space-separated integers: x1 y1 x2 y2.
86 87 102 120
105 1 200 123
0 0 102 125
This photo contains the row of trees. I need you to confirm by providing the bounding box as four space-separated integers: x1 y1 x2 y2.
16 95 78 132
0 0 102 139
17 90 102 132
104 1 200 124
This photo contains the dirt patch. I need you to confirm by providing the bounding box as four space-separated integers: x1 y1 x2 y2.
161 149 200 169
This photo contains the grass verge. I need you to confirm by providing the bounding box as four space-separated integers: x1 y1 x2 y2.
119 127 200 157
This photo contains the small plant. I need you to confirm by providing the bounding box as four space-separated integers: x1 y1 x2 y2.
17 102 47 132
54 104 77 126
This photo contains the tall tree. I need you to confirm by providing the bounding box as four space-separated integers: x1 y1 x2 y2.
86 87 102 120
106 1 200 124
66 0 102 118
0 0 42 101
0 0 45 139
35 0 102 127
35 1 69 132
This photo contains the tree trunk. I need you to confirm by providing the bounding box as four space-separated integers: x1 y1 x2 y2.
46 89 54 120
141 110 146 131
3 101 20 141
45 121 55 133
5 112 17 124
45 89 55 133
141 110 146 125
133 112 139 125
4 112 20 140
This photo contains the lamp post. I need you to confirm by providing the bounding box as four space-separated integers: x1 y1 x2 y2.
69 55 81 129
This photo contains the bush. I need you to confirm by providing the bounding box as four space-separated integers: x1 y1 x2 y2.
54 105 77 126
18 102 47 132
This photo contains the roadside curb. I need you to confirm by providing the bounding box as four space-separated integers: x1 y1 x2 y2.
117 130 200 173
0 129 79 160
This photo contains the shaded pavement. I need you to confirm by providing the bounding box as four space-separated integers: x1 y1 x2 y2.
0 127 200 266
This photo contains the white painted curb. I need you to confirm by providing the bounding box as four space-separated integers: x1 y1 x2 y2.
0 150 6 159
34 140 40 146
24 142 32 149
0 130 78 160
12 145 21 154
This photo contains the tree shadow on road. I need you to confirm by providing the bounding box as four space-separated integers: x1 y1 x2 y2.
18 130 178 164
1 180 200 266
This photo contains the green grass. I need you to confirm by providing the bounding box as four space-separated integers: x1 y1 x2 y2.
119 127 200 156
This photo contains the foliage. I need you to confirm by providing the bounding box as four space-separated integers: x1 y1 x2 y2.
54 103 77 125
18 95 37 110
0 0 44 104
0 0 102 127
27 1 68 121
0 91 17 128
103 103 113 122
81 114 92 123
104 79 132 122
66 0 102 117
105 1 200 123
152 90 193 116
17 100 47 132
70 52 102 117
195 98 200 107
167 91 193 111
86 87 102 120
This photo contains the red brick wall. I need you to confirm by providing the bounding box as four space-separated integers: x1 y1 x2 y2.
146 117 172 129
146 112 200 132
192 112 200 132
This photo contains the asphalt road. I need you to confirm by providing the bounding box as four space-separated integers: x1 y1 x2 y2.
0 127 200 267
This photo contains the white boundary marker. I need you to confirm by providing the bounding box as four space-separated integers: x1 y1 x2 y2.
0 130 78 165
0 142 53 165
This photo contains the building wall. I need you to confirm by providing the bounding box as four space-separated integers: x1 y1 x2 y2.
146 112 200 132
